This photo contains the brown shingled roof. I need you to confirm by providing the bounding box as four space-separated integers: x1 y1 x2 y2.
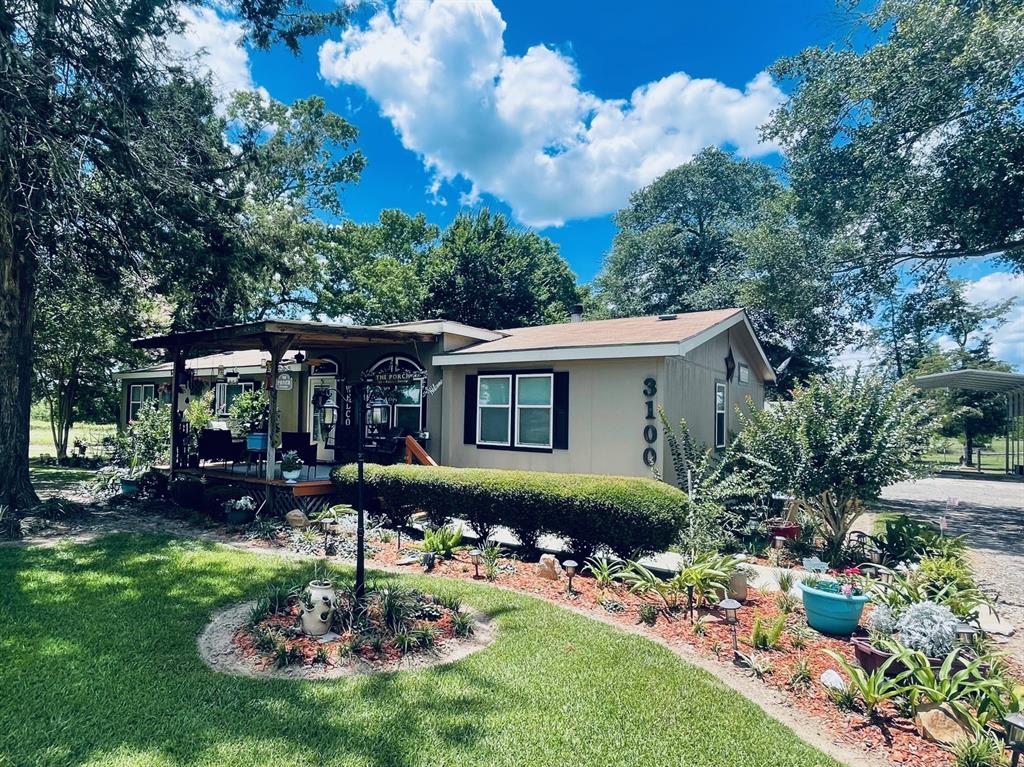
449 308 743 354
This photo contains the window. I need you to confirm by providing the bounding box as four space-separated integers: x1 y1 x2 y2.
715 382 727 449
738 363 750 384
515 373 553 448
476 375 512 446
128 384 155 421
215 381 253 415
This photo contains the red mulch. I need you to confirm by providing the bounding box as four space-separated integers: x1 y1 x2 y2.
235 599 459 670
365 542 959 767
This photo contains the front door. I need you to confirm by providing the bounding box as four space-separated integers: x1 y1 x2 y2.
308 375 337 462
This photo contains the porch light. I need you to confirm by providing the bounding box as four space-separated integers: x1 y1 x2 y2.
563 560 578 593
225 369 239 383
955 622 980 646
1004 713 1024 767
216 364 226 382
719 598 741 659
469 549 482 579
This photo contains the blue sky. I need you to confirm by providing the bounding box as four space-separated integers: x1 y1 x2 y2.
170 0 1022 367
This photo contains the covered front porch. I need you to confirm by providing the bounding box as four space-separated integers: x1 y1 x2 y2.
134 319 447 505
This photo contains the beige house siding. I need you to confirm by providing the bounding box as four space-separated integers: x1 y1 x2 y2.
441 357 665 478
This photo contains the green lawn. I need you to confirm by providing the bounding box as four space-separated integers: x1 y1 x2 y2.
0 535 842 767
29 412 116 459
925 436 1013 473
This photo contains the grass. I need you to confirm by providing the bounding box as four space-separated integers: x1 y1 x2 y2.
924 436 1011 473
29 403 116 459
0 535 843 767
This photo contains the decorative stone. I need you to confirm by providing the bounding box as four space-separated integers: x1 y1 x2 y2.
819 669 846 691
537 554 562 580
285 510 309 528
915 702 972 745
395 556 420 566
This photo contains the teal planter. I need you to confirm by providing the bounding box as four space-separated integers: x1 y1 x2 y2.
246 433 268 451
120 477 141 495
225 507 256 526
798 581 869 636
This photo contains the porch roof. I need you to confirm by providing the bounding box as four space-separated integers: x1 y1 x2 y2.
132 319 439 353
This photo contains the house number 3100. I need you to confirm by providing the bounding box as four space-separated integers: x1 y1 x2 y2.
642 377 657 467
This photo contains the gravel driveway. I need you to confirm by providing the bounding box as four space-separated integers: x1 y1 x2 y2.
872 476 1024 659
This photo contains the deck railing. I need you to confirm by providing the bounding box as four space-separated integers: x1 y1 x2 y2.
404 435 437 466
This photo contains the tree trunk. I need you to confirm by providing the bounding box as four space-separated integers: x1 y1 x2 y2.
964 431 975 467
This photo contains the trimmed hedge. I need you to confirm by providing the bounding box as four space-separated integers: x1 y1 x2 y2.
331 464 688 559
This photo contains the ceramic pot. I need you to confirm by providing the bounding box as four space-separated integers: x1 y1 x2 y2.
300 579 336 636
798 581 869 635
727 571 748 602
282 469 301 484
769 519 800 540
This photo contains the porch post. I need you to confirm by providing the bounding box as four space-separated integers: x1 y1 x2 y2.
265 335 295 484
169 347 186 480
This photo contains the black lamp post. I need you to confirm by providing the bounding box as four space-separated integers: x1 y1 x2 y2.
354 382 366 601
719 598 741 661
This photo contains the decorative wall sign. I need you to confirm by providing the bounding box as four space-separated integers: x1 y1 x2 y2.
724 347 736 382
642 377 658 467
275 372 293 391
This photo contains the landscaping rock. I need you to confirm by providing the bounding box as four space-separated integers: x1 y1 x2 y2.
537 554 562 580
395 556 419 566
915 702 972 745
819 669 846 691
285 510 309 528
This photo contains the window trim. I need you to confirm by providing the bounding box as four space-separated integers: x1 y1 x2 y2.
513 373 553 449
215 380 254 416
476 374 513 446
714 381 727 449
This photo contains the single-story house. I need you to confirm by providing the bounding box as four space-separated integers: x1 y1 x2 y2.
116 308 774 489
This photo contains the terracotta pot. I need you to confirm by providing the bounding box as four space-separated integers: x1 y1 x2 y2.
769 520 800 540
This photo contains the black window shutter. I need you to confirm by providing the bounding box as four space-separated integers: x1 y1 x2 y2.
553 371 569 449
463 374 478 444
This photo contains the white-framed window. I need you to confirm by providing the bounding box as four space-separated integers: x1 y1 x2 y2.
738 363 750 384
476 374 512 446
715 382 727 449
514 373 553 448
128 384 155 421
215 381 253 416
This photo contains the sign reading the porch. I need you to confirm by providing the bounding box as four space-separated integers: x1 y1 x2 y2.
642 377 657 467
275 372 293 391
361 368 426 387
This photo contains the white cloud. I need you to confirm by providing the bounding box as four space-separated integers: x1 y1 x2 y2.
318 0 783 227
165 5 268 104
962 272 1024 369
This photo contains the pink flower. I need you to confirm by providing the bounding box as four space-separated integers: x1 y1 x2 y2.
841 583 854 597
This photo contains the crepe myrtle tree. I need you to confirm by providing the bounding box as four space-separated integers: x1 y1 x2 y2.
726 369 936 553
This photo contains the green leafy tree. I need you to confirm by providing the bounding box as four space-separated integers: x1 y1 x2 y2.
728 369 936 509
766 0 1024 273
0 0 352 534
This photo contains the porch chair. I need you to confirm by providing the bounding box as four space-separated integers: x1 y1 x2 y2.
281 431 318 479
197 428 245 471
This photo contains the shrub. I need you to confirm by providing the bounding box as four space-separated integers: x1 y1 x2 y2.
896 601 957 657
865 603 897 635
169 477 205 510
228 389 271 437
332 464 689 559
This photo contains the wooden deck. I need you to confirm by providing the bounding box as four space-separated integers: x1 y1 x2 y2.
158 464 340 515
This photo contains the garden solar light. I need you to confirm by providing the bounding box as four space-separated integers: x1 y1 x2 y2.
772 535 785 549
686 583 695 622
563 560 578 592
469 549 482 579
1005 713 1024 767
719 598 741 657
859 563 878 579
955 622 980 646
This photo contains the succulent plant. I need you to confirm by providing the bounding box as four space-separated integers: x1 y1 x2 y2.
865 603 897 635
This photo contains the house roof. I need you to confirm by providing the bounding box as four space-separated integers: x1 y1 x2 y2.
432 308 775 381
450 309 743 354
114 350 307 380
914 369 1024 393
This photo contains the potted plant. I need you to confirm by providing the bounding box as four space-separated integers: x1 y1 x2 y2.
184 390 214 467
228 389 271 451
853 601 969 676
280 450 303 483
223 495 257 525
798 569 870 635
300 579 336 636
119 466 145 495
